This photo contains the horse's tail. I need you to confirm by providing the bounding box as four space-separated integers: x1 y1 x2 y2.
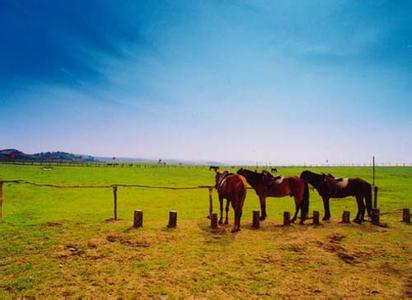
365 183 373 217
300 181 310 223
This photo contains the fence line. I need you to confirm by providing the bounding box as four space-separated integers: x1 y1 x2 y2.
0 179 215 222
1 179 213 190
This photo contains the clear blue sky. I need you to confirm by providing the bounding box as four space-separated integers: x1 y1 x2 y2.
1 0 411 164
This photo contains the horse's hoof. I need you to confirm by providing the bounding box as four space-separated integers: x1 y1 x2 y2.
231 228 240 233
259 216 266 221
299 221 305 225
218 220 223 225
322 216 330 221
224 221 229 225
353 219 362 224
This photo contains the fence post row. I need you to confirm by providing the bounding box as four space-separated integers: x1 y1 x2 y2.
133 210 143 228
208 187 213 219
210 213 218 229
252 210 260 228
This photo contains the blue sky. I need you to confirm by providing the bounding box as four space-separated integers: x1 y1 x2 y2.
1 0 411 164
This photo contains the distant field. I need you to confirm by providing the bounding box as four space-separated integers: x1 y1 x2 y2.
0 164 411 298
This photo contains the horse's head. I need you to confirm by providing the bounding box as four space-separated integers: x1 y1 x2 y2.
236 168 245 176
209 166 219 173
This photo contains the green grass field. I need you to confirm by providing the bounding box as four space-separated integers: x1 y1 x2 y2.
0 164 411 298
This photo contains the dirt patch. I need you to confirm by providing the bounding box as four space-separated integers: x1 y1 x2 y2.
328 233 345 243
280 243 306 253
404 277 412 298
380 262 401 275
256 254 282 265
318 233 364 265
106 235 150 248
45 221 63 227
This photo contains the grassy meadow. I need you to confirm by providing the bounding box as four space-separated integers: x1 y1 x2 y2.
0 164 411 298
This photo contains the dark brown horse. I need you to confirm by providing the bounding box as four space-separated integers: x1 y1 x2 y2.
237 168 309 224
300 170 372 223
214 170 248 232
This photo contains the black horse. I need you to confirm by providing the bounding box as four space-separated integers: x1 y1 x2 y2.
300 170 372 223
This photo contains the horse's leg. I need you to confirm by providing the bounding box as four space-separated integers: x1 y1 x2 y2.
224 199 230 225
259 195 267 220
322 196 331 221
358 195 366 223
353 195 363 224
291 196 300 223
219 195 224 224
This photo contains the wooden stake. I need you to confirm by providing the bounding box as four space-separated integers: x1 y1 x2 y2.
371 208 380 225
283 211 290 226
373 186 378 209
313 211 320 225
133 210 143 228
168 210 177 228
252 210 260 228
402 208 410 224
211 213 218 229
342 211 350 223
0 181 3 222
113 186 118 221
208 187 213 219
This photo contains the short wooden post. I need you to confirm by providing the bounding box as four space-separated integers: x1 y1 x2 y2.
342 211 350 223
208 187 213 219
313 211 320 225
133 210 143 228
112 186 118 220
0 181 3 222
252 210 260 228
283 211 290 226
210 213 218 229
168 210 177 228
373 186 378 209
402 208 410 224
371 208 380 225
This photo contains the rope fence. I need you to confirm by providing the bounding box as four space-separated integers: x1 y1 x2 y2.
0 179 214 222
0 180 410 227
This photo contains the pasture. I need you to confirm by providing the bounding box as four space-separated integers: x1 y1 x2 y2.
0 164 411 298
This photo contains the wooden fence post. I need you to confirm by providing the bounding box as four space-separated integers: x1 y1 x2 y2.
342 211 350 223
252 210 260 228
283 211 290 226
168 210 177 228
0 181 3 222
402 208 410 224
373 186 378 209
113 186 118 221
371 208 380 225
210 213 218 229
208 187 213 219
313 211 320 225
133 210 143 228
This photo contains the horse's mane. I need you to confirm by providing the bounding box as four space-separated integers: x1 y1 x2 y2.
237 168 262 188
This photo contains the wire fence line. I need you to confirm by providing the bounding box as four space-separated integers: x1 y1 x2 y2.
1 179 214 190
0 179 216 222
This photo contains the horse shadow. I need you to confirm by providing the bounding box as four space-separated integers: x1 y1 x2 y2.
197 220 237 246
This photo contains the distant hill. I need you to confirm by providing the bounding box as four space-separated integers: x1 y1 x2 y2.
0 149 97 162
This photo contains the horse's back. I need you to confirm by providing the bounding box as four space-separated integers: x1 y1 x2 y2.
222 174 247 195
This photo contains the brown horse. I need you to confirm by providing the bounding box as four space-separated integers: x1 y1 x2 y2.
237 168 309 224
213 170 248 232
300 170 372 223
